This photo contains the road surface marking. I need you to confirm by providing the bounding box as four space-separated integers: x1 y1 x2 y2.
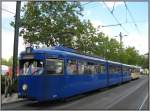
107 80 147 109
138 94 148 110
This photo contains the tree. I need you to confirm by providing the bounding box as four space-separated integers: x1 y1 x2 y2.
1 58 8 66
12 1 100 54
10 1 146 68
1 57 13 66
18 1 85 48
139 54 148 69
75 20 97 54
123 47 140 65
90 32 121 60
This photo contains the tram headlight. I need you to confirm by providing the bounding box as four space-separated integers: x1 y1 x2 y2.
22 84 28 91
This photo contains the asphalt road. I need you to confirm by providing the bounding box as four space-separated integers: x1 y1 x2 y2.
1 75 149 110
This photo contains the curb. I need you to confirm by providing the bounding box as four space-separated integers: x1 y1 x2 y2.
1 94 27 105
2 98 27 105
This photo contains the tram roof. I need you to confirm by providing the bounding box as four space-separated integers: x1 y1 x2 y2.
107 60 121 65
121 63 132 67
129 65 141 69
20 46 106 62
20 46 141 67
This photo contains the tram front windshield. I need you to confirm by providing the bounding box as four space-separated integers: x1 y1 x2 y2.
20 60 44 75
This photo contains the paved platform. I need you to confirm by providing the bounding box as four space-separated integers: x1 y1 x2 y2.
1 93 24 104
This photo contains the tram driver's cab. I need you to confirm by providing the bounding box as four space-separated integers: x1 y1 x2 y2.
19 47 44 76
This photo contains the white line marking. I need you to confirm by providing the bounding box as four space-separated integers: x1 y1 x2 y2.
106 80 147 109
139 94 148 110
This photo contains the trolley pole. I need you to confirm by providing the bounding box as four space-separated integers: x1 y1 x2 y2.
12 1 21 81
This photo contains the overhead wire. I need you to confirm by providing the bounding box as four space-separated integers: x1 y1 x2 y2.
123 0 142 37
2 8 15 14
81 2 90 6
111 2 116 14
125 2 128 23
2 2 144 38
101 23 121 27
102 1 129 34
122 20 148 24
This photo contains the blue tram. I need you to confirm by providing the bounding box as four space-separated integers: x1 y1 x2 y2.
18 46 137 101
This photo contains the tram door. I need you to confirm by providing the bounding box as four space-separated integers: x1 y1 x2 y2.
108 64 122 85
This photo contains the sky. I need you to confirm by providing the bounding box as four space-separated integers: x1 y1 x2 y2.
2 1 148 60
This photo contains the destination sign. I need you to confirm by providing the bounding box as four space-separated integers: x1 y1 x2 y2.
22 55 34 59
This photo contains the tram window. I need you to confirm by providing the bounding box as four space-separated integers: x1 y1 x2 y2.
78 61 97 75
116 66 121 73
123 67 129 73
90 65 97 74
109 65 120 73
78 61 86 74
98 64 105 73
84 62 89 74
46 59 63 75
20 60 44 75
84 62 97 74
135 68 139 73
136 68 140 73
109 65 114 73
131 68 135 73
129 68 132 73
67 60 78 75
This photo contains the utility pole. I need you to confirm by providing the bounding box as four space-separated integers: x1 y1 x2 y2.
115 32 127 48
115 32 127 62
12 1 21 81
119 32 123 47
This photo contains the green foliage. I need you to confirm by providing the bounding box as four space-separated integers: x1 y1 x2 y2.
1 57 13 66
139 54 149 69
1 57 19 67
1 58 8 65
75 20 97 54
10 1 148 68
124 47 140 65
18 1 85 47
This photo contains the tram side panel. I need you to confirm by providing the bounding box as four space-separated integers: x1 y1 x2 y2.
59 58 108 98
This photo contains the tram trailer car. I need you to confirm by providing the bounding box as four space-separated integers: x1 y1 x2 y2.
18 46 136 102
130 65 141 80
